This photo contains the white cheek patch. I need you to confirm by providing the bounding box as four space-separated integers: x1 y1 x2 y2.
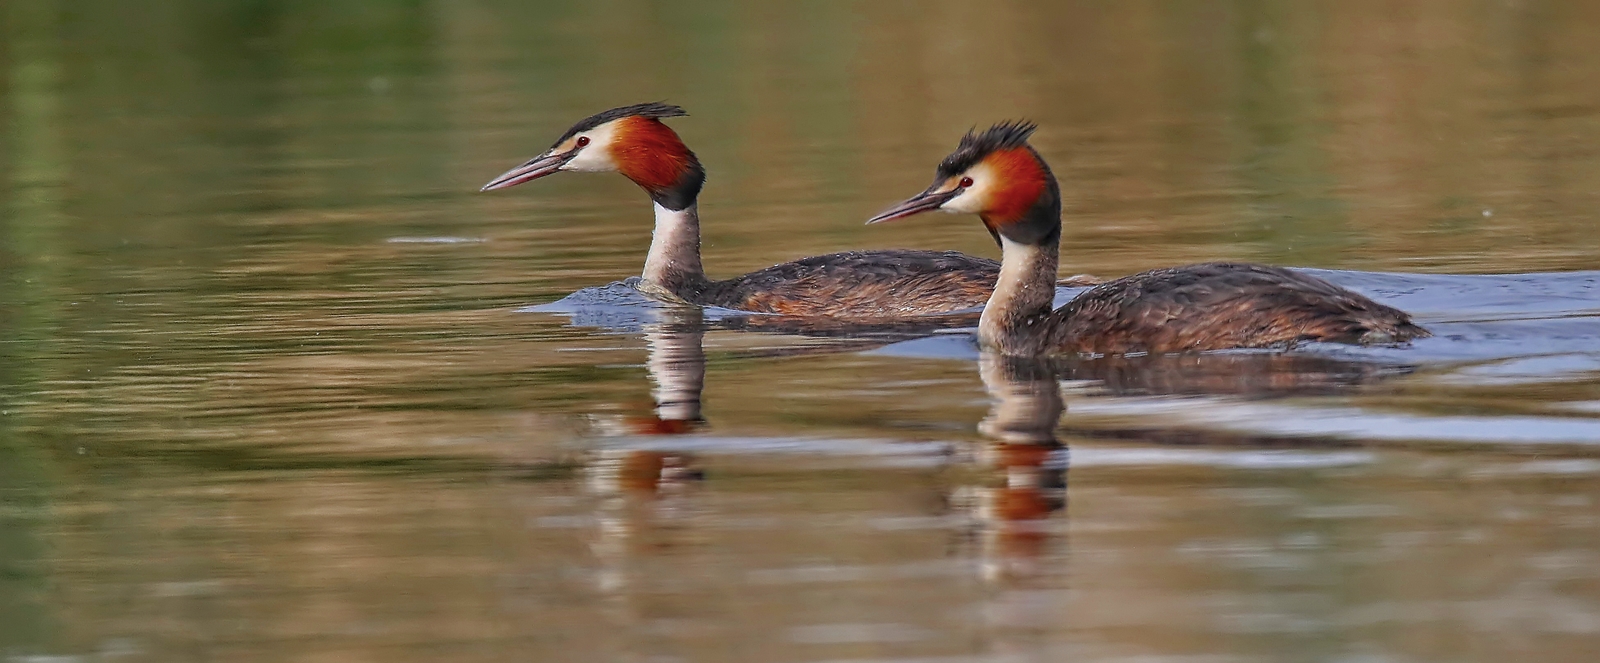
561 122 622 173
938 162 996 214
941 189 985 214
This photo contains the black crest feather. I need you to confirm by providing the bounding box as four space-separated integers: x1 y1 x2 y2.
936 120 1038 179
554 101 688 147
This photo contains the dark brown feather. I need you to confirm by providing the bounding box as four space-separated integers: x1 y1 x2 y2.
1037 262 1428 354
685 250 999 317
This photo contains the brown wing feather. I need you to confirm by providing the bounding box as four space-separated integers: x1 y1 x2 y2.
697 250 999 317
1044 263 1428 354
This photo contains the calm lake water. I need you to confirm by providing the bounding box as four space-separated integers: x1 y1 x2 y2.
5 1 1600 661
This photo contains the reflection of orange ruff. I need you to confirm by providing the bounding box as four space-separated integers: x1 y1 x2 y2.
992 490 1051 559
591 448 701 496
613 450 669 494
993 485 1056 523
624 415 698 436
990 442 1054 470
984 442 1061 559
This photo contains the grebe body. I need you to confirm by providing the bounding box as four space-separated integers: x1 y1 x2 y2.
482 103 998 317
680 249 995 316
868 121 1428 355
1019 261 1426 355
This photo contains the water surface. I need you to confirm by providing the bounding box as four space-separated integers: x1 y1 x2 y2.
4 2 1600 661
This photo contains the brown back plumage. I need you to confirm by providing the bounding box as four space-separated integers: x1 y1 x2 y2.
1041 263 1428 355
694 250 999 317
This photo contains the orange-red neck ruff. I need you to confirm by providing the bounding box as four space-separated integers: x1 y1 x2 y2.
613 116 696 193
979 148 1049 229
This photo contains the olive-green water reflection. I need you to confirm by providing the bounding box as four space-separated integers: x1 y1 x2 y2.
5 1 1600 662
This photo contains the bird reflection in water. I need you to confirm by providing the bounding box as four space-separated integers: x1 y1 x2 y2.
572 305 1412 657
585 307 708 644
1054 351 1412 398
588 308 708 497
961 353 1070 584
940 352 1075 659
948 348 1412 651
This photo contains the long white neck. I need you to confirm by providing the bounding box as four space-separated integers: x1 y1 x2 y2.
978 234 1059 354
641 203 707 295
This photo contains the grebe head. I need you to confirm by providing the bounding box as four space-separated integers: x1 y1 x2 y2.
480 102 705 211
867 120 1060 247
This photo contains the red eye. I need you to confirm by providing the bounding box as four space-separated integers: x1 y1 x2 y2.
958 176 974 188
576 136 591 148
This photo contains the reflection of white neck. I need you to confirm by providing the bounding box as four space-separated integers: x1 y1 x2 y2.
641 203 705 292
646 323 705 422
977 353 1064 444
978 235 1059 353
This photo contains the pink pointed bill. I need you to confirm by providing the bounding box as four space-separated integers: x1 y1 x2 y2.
480 152 572 192
865 187 961 224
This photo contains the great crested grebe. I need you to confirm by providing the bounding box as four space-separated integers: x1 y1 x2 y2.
481 102 1003 317
867 121 1429 355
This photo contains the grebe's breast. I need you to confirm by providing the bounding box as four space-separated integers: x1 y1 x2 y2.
700 250 1000 317
1044 262 1429 355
